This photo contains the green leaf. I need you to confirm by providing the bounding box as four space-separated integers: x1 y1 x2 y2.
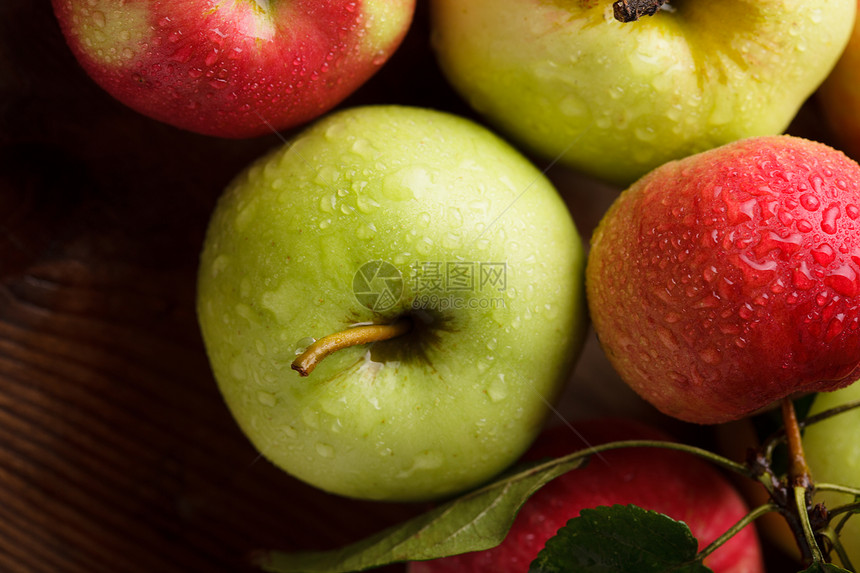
256 456 587 573
798 564 852 573
529 505 713 573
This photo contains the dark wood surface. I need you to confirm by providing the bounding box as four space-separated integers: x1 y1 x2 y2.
0 2 834 572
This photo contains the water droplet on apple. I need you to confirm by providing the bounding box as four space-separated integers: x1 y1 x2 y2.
487 374 508 402
812 243 836 266
230 359 247 381
315 442 335 458
294 337 316 355
282 425 297 439
442 232 461 249
559 94 587 118
319 218 331 230
256 391 276 407
800 193 821 211
698 347 721 365
355 194 379 214
821 203 841 234
416 237 434 256
350 138 377 160
318 194 334 213
825 264 860 296
91 10 106 27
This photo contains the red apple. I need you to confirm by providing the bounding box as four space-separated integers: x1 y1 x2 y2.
409 418 764 573
587 135 860 424
818 0 860 161
50 0 415 138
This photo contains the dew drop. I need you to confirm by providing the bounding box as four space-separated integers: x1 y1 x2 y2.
847 204 860 220
256 391 276 407
92 10 106 27
797 219 814 233
702 266 718 282
792 261 816 290
655 326 678 350
315 442 335 458
698 347 721 365
800 193 821 211
825 264 860 296
487 374 508 402
205 48 219 66
294 336 316 355
812 243 836 266
821 203 841 235
356 195 379 213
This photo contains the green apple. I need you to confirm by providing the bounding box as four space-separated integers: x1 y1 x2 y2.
196 105 587 501
430 0 855 185
802 382 860 567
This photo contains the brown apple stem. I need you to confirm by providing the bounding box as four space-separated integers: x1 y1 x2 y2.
613 0 670 22
781 397 812 486
291 319 411 377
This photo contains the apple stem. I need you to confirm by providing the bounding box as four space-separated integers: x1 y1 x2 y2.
781 397 812 485
291 319 412 377
612 0 670 22
780 397 827 564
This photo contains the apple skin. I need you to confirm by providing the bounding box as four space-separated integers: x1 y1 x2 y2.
196 105 587 501
430 0 855 185
50 0 415 138
802 382 860 567
409 418 765 573
818 0 860 161
586 135 860 424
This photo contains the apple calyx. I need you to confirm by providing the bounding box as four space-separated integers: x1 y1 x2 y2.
291 318 412 376
612 0 670 22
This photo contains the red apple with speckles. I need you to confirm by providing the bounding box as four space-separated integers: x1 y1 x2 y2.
50 0 415 137
587 135 860 424
409 418 764 573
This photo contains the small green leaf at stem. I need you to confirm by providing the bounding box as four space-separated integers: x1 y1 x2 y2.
529 505 713 573
255 456 586 572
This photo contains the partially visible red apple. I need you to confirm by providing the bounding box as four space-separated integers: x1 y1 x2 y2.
587 135 860 424
818 0 860 160
409 418 764 573
50 0 415 138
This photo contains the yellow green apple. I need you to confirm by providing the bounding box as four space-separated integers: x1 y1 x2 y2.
196 105 587 501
